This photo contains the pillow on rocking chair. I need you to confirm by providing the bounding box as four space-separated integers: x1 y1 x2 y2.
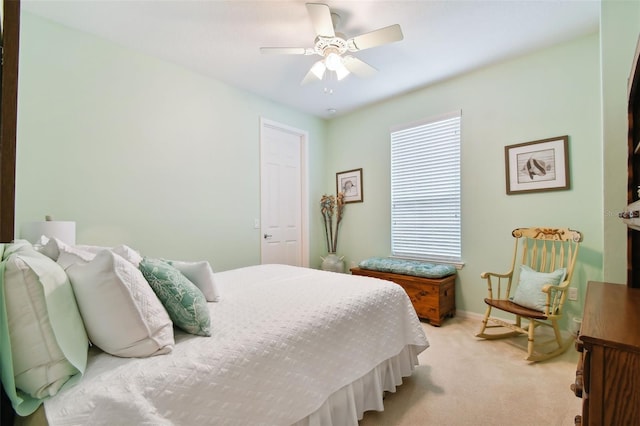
511 265 567 312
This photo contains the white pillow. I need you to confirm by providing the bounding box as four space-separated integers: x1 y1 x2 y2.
74 244 142 267
44 239 143 265
39 237 66 261
166 260 220 302
1 241 88 414
74 244 112 254
111 245 143 267
47 239 143 269
56 250 95 270
39 237 93 265
66 250 174 358
34 235 49 248
55 245 95 270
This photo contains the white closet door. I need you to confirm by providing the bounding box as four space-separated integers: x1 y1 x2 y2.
260 119 307 266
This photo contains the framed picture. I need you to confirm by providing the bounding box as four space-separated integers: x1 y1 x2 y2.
336 168 363 203
505 135 570 195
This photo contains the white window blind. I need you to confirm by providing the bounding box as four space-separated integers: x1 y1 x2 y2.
390 111 461 263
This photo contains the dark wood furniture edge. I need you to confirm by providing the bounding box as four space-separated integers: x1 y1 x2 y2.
580 281 640 352
0 0 19 243
627 33 640 287
574 281 640 425
1 1 20 424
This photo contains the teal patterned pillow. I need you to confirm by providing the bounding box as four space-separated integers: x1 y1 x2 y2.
139 258 211 336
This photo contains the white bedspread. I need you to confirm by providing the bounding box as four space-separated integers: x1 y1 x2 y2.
44 264 429 425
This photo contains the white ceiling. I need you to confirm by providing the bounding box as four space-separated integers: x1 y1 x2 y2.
22 0 600 119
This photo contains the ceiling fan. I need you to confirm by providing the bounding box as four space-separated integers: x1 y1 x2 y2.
260 3 404 85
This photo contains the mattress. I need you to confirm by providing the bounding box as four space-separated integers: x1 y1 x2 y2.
43 264 429 425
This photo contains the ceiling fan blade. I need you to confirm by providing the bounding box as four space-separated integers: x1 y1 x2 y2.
306 3 335 38
343 56 377 78
260 47 314 55
348 24 403 51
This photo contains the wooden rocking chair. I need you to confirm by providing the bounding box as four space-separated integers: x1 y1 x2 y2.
476 227 583 362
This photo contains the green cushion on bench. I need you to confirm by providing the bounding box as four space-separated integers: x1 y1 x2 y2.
358 257 456 279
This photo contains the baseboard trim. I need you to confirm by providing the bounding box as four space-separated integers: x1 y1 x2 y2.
454 310 484 321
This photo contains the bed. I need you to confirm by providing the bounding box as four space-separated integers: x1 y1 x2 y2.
1 240 429 425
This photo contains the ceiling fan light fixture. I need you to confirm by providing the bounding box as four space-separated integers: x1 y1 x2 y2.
334 62 350 80
265 3 401 85
323 50 350 80
324 52 343 71
310 60 327 80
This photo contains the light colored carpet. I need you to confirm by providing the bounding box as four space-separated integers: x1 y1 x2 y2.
359 314 582 426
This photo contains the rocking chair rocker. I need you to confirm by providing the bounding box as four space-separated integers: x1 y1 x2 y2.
476 227 582 362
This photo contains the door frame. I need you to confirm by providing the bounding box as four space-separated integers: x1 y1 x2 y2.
259 117 309 267
1 0 20 242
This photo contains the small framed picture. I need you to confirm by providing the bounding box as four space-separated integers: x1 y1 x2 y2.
336 168 363 203
505 136 570 195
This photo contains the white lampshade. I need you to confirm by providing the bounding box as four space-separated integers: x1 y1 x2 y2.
324 52 342 71
334 62 350 80
310 60 326 80
325 53 351 81
21 221 76 245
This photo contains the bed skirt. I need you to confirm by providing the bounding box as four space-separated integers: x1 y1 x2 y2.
15 344 420 426
292 344 421 426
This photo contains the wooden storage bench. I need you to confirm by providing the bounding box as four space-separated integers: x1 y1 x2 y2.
351 266 456 326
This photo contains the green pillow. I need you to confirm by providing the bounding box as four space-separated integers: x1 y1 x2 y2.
512 265 567 312
139 258 211 336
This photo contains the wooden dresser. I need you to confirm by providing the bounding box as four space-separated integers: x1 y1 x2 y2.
573 281 640 425
350 267 456 326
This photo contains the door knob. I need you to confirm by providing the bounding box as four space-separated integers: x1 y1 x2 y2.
264 234 272 239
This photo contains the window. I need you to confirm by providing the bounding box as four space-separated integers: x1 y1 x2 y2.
390 111 461 264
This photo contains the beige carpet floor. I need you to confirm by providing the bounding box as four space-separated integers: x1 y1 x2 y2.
359 314 582 426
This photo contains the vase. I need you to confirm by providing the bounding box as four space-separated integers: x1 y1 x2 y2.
320 253 345 273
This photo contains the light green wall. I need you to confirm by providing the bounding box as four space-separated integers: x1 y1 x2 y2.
16 13 327 271
602 0 640 284
326 33 604 323
15 5 640 322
